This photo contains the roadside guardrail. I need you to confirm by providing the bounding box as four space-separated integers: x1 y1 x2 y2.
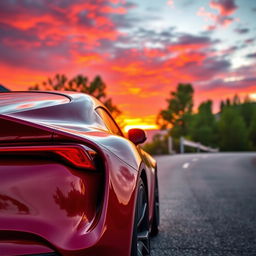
180 137 219 153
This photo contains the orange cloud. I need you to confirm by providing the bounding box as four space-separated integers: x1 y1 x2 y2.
0 14 62 30
101 5 127 14
0 0 254 130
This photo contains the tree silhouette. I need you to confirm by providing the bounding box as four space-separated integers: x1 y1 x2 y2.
190 100 217 147
157 83 194 138
249 111 256 150
29 74 121 118
232 94 241 106
218 107 249 151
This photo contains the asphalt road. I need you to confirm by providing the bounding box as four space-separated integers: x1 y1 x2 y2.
151 153 256 256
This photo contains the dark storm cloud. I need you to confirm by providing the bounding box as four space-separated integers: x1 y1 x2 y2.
235 28 250 34
0 0 67 22
114 28 216 52
111 26 176 52
243 77 256 82
181 0 194 7
187 57 231 80
136 27 175 43
0 23 39 42
111 14 142 29
198 63 256 90
244 38 255 44
201 76 256 90
0 41 71 71
217 45 239 56
123 1 137 9
174 34 216 46
246 53 256 58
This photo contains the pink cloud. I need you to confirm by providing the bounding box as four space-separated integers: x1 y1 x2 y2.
210 0 237 16
167 0 174 7
0 0 254 124
197 0 238 30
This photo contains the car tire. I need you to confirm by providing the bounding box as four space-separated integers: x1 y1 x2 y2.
151 174 159 237
131 177 150 256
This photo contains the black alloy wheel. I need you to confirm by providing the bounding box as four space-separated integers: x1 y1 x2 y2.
131 178 150 256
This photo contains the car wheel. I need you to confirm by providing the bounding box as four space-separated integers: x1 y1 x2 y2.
131 178 150 256
151 174 159 237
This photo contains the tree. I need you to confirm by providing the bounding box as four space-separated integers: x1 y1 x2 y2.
218 107 249 151
232 94 241 106
249 111 256 150
226 98 231 107
29 73 121 117
157 83 194 137
220 100 225 112
240 102 256 128
157 83 194 153
190 100 217 147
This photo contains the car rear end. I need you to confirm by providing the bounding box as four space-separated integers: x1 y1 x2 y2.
0 98 106 255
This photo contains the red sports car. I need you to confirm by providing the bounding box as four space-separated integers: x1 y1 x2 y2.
0 91 159 256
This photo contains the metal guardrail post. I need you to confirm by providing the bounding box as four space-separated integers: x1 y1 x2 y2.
168 136 173 154
180 137 184 154
197 143 201 152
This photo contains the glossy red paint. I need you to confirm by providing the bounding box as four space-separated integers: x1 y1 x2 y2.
0 91 158 256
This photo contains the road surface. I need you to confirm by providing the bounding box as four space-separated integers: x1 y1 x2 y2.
151 153 256 256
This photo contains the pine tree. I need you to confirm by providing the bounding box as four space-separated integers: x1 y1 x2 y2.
218 108 249 151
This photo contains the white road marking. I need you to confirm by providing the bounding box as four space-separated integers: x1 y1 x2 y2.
182 162 190 169
192 158 198 162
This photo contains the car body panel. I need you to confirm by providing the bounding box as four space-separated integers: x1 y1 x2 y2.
0 240 54 256
0 91 157 256
0 157 103 248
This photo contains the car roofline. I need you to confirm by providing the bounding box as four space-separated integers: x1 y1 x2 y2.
2 90 106 111
4 90 73 101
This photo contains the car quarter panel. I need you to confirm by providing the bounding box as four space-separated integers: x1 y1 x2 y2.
66 148 139 256
0 92 156 255
0 157 103 254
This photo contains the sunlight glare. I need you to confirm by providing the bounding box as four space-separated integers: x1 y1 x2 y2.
124 124 158 133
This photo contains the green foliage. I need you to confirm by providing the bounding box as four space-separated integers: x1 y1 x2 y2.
158 83 194 138
29 73 121 117
249 111 256 150
143 134 169 155
240 102 255 128
159 83 256 152
218 107 249 151
190 100 217 147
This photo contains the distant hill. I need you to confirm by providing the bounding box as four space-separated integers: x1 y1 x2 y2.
0 84 10 92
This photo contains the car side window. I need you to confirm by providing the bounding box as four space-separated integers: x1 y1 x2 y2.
95 107 123 136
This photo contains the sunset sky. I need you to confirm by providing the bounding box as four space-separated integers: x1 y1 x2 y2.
0 0 255 129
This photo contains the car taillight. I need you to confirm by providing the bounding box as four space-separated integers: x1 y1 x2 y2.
0 145 96 170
